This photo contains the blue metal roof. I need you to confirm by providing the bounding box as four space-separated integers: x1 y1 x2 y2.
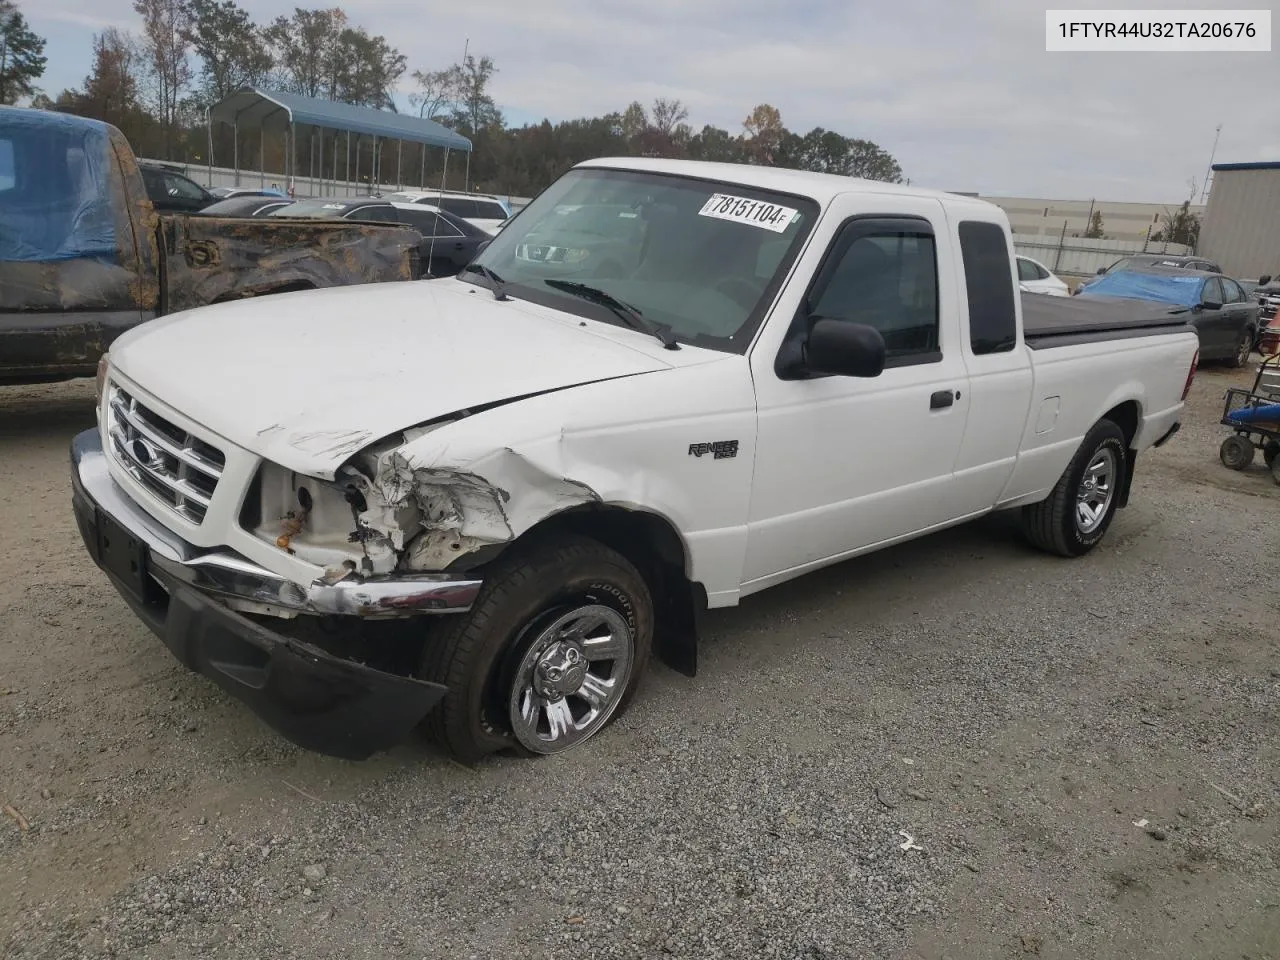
208 87 472 153
1211 160 1280 172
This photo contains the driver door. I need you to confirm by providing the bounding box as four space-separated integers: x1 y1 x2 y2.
743 196 971 590
1196 277 1232 358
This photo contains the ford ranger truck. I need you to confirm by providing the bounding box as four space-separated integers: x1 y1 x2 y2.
70 158 1199 761
0 105 421 385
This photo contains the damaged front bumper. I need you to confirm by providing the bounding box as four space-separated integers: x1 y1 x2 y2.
70 428 483 759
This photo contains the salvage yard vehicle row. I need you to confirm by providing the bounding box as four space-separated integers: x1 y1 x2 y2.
0 107 422 385
70 157 1200 762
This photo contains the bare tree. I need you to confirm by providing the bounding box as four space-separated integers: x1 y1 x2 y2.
409 65 460 121
650 98 687 136
133 0 191 158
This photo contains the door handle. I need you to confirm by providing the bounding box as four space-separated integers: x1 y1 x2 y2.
930 390 955 410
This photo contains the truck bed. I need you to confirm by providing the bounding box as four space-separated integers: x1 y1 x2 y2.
1022 292 1193 349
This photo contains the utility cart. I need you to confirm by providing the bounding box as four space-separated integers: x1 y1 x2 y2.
1220 353 1280 484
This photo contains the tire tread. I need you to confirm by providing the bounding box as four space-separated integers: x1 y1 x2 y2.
1022 419 1126 558
420 534 651 763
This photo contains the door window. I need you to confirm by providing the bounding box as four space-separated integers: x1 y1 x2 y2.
808 220 939 364
1202 277 1225 304
164 172 207 202
437 197 480 218
1017 258 1039 282
347 206 396 222
397 209 463 236
959 221 1017 354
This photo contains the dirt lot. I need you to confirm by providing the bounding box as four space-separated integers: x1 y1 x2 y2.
2 364 1278 960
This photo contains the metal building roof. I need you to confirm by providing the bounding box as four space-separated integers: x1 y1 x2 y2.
208 88 472 153
1210 161 1280 172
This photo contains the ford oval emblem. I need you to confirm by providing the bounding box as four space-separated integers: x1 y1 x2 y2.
131 436 165 470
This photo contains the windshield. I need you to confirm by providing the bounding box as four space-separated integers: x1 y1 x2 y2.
467 167 818 352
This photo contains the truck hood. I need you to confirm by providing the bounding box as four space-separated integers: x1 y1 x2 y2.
109 280 679 478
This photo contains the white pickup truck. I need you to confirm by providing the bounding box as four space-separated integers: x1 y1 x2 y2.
71 158 1199 762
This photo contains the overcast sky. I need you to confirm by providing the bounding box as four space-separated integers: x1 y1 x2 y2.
24 0 1280 203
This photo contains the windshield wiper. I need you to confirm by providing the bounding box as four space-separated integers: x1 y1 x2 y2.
543 279 679 350
459 263 509 301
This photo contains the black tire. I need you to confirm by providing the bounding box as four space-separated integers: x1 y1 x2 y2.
1229 328 1254 368
419 534 653 763
1264 441 1280 469
1219 435 1255 470
1022 419 1128 557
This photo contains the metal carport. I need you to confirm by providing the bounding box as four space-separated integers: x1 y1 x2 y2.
207 87 473 198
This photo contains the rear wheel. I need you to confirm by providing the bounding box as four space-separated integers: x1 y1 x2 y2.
419 535 653 763
1229 328 1254 368
1220 435 1255 470
1022 419 1127 557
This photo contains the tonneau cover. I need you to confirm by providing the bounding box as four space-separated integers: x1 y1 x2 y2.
1022 292 1192 341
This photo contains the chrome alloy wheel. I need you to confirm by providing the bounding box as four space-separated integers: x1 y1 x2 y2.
507 604 634 754
1075 448 1116 535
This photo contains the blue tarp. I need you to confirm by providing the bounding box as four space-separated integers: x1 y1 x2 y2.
0 106 118 263
1078 269 1205 307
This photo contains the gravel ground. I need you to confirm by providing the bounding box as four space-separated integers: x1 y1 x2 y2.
2 362 1278 960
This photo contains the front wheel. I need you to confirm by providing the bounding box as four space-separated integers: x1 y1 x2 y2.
1022 419 1128 557
419 535 653 763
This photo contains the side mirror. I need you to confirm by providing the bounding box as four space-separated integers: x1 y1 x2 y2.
1096 267 1107 275
476 239 492 254
1260 275 1272 286
803 319 886 378
1199 300 1223 311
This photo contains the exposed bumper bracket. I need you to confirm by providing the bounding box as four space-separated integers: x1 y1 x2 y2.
72 429 483 617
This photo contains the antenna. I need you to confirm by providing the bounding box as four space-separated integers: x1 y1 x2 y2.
1199 123 1221 203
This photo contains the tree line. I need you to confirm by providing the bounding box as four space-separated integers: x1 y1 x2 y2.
8 0 905 197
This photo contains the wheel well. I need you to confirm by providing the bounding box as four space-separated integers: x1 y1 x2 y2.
1102 400 1139 448
502 505 704 677
1101 400 1140 507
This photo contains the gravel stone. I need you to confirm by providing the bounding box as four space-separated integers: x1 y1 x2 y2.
2 367 1278 960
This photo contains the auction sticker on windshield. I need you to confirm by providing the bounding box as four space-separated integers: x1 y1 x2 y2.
698 194 798 233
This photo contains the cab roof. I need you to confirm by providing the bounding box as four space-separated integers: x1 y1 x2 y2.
573 157 1003 215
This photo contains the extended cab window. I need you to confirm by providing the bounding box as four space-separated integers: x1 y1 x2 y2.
959 221 1017 354
808 221 939 363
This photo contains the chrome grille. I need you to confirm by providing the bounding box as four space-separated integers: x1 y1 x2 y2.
106 384 225 524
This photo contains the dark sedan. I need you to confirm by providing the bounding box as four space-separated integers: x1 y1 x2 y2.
269 198 489 277
197 196 295 218
1077 267 1259 366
